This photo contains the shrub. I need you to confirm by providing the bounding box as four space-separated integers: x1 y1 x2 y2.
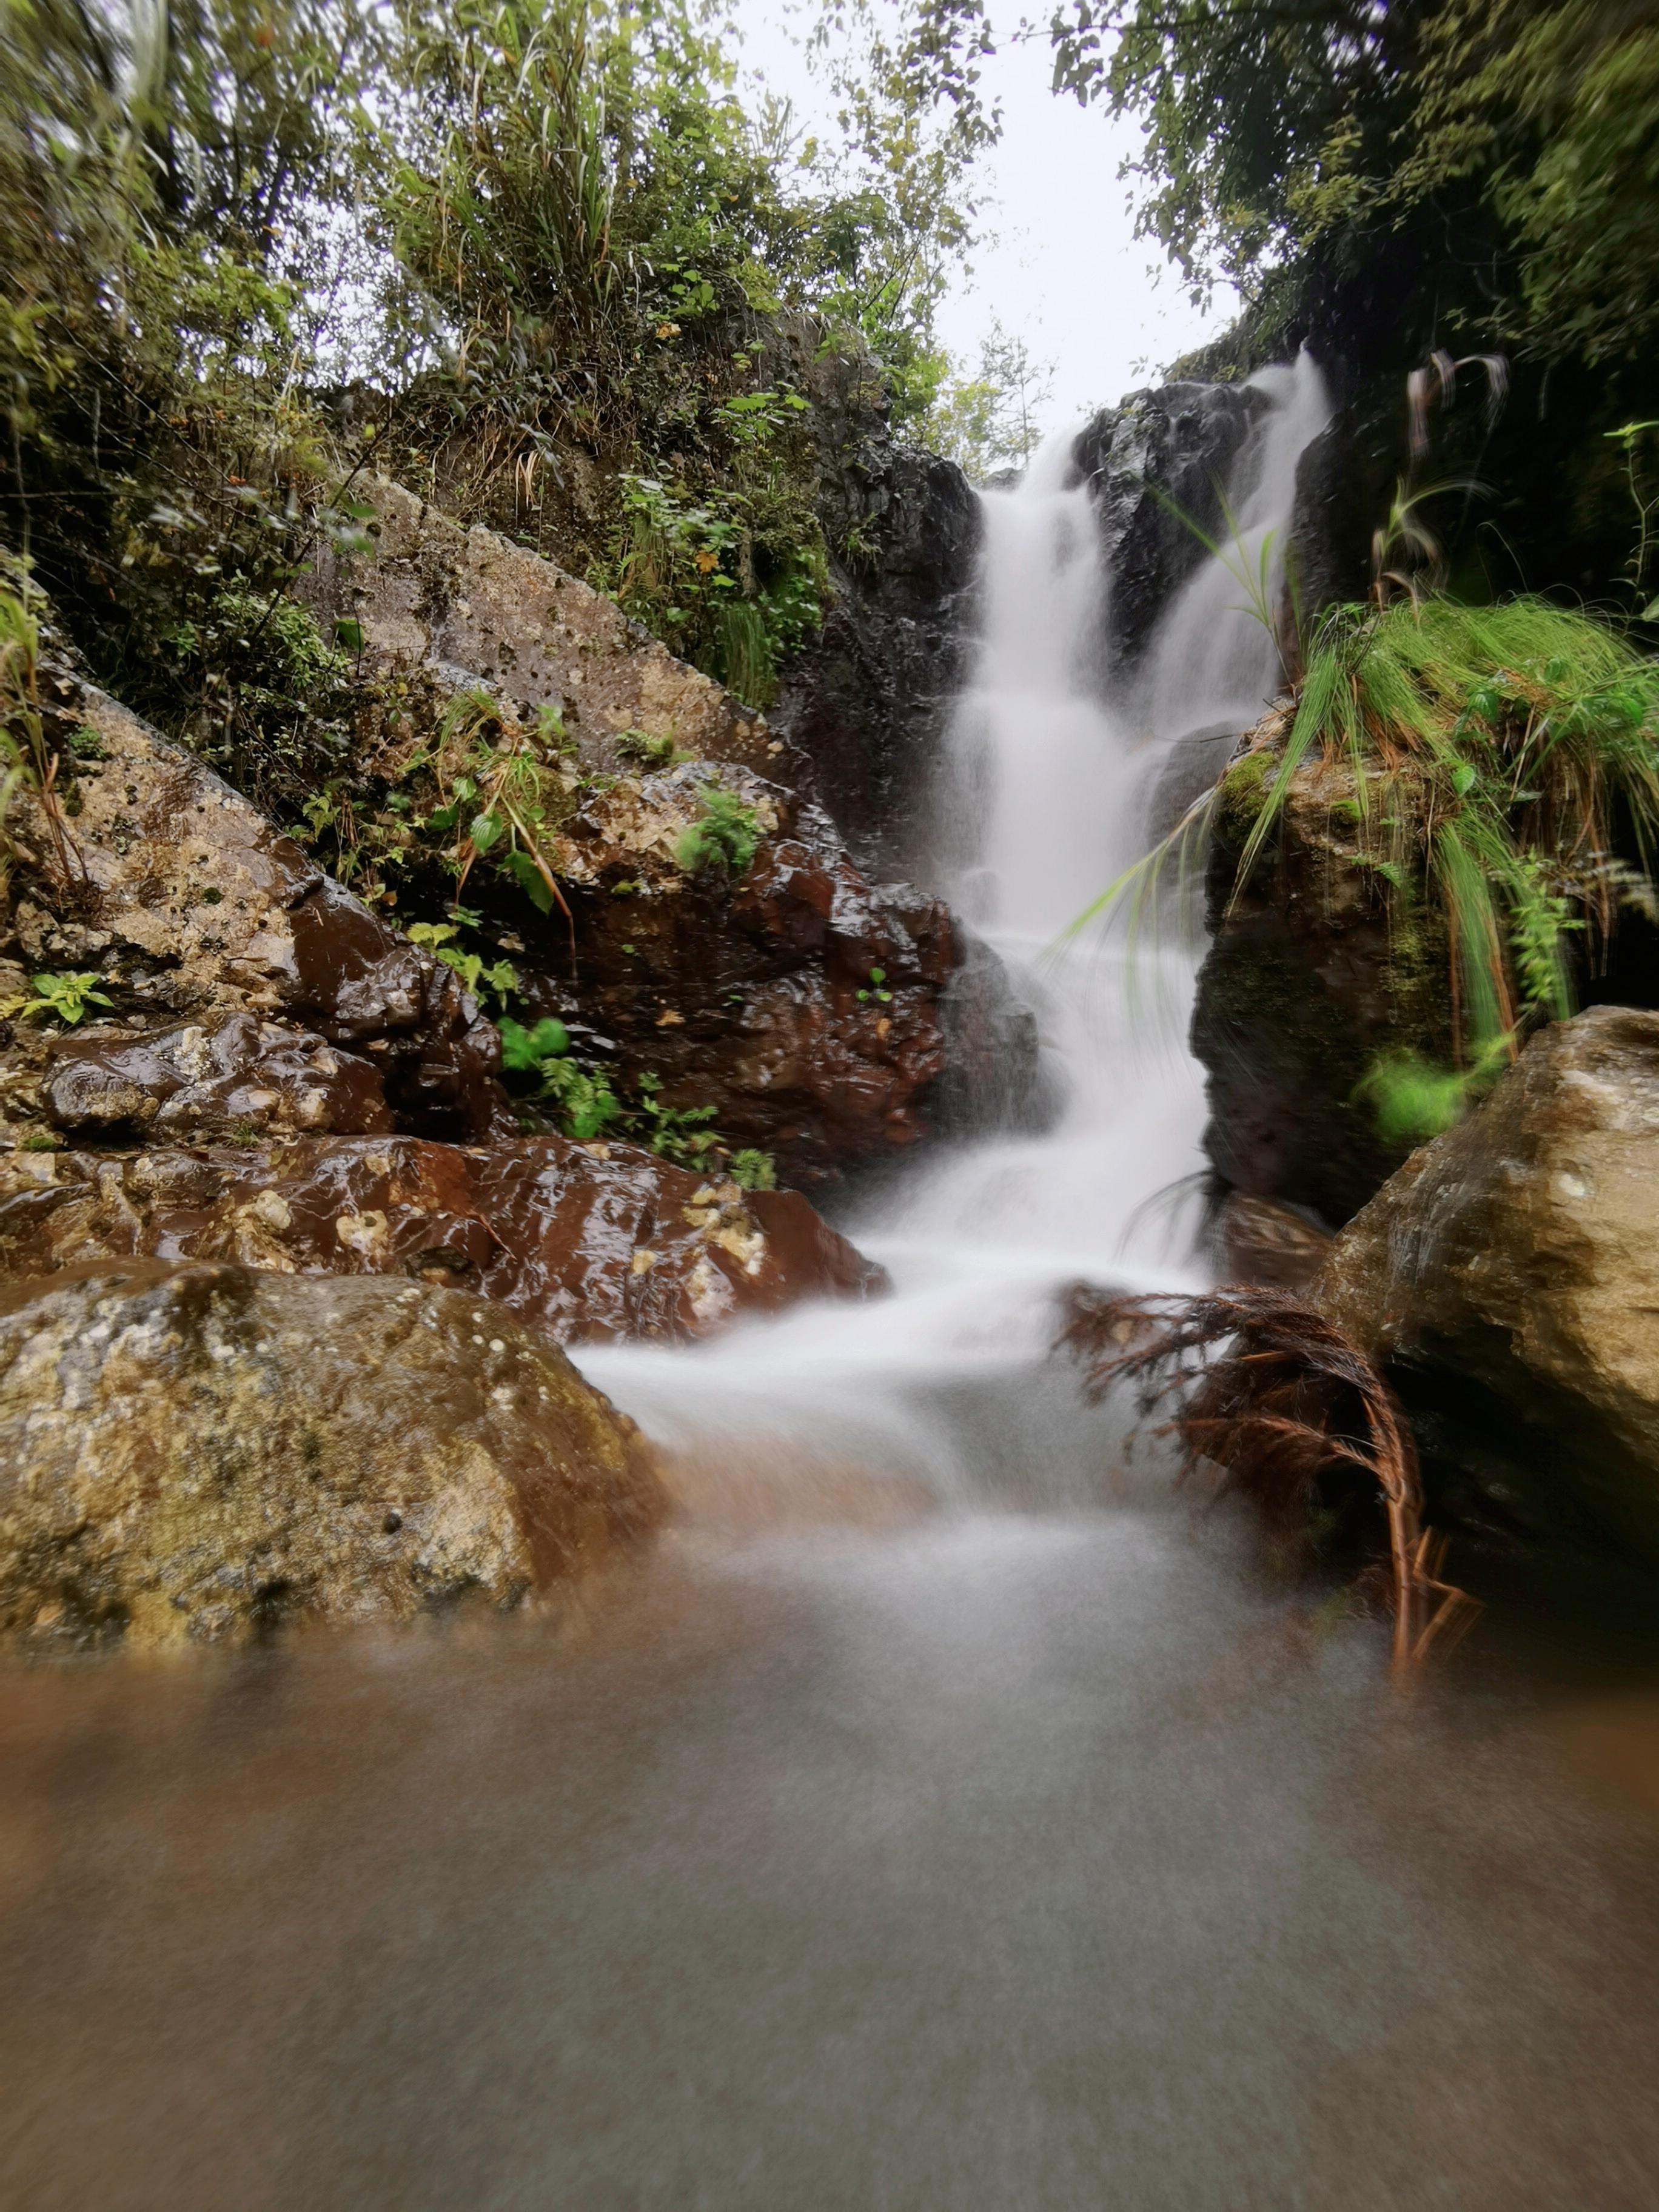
674 783 762 876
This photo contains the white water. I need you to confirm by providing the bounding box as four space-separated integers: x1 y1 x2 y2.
578 356 1332 1492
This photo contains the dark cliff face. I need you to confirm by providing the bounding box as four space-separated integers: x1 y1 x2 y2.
1070 381 1267 667
769 344 982 880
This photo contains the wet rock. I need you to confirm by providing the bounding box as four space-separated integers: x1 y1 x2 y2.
6 670 509 1138
1209 1190 1333 1292
1312 1008 1659 1553
771 341 982 873
291 476 1039 1175
1071 381 1267 668
1189 706 1453 1228
43 1014 392 1140
540 773 965 1180
0 1131 888 1345
0 1259 662 1650
933 931 1053 1136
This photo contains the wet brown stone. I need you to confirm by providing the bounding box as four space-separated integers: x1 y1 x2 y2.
1210 1191 1333 1293
0 1131 888 1344
43 1013 392 1139
297 478 1037 1181
0 1259 662 1650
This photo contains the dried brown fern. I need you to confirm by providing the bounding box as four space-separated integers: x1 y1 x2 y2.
1057 1284 1474 1675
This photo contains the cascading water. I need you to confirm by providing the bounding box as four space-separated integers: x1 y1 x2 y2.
577 355 1332 1492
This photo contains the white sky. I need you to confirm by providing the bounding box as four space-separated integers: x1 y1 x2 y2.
730 2 1239 434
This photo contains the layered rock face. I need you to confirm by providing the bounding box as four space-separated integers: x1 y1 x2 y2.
0 1261 661 1650
1071 381 1267 668
0 646 890 1342
1313 1008 1659 1552
0 1133 885 1345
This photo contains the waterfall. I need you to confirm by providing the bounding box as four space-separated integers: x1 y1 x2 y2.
575 357 1332 1492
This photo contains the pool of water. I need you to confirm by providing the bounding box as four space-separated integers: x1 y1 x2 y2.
5 1449 1659 2211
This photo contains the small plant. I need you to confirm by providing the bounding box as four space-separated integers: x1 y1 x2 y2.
629 1072 722 1167
856 967 893 1004
1353 1037 1510 1146
674 785 762 876
12 971 113 1025
614 728 684 771
1607 419 1659 619
497 1014 620 1142
0 571 79 887
729 1147 777 1191
407 923 518 1011
498 1015 571 1073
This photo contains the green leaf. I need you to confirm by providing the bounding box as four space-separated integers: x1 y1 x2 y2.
468 811 502 854
503 847 555 913
500 1016 569 1071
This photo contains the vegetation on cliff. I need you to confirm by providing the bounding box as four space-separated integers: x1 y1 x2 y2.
0 0 984 760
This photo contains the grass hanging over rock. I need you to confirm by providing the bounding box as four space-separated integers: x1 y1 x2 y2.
1235 597 1659 1051
1086 594 1659 1082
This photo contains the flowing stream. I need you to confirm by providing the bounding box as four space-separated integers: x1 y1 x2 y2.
5 362 1659 2208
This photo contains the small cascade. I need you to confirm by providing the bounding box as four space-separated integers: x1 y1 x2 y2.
575 358 1332 1495
1141 354 1333 739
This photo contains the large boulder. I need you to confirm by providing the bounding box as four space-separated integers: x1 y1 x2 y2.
0 1259 662 1651
1313 1007 1659 1552
304 477 791 783
513 760 964 1183
8 666 509 1138
0 1131 887 1345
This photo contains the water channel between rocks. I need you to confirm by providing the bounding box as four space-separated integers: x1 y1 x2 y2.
5 370 1659 2209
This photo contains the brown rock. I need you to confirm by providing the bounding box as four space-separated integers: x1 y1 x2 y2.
541 779 959 1178
1312 1007 1659 1552
1210 1191 1333 1293
298 479 1038 1180
0 1131 888 1344
43 1013 392 1139
9 672 509 1138
0 1259 662 1650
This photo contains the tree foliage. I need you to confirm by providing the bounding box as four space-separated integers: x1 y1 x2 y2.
1031 0 1659 366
